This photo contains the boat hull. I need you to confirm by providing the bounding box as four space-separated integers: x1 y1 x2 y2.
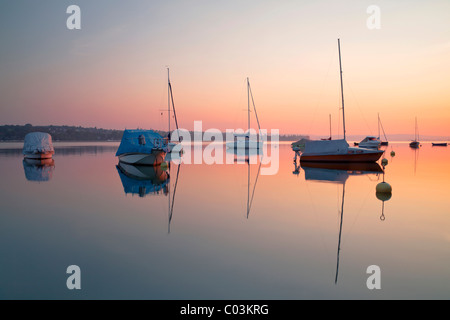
300 150 384 163
432 143 447 147
118 151 166 166
409 141 420 148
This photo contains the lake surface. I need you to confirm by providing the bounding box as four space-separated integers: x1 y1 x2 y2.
0 141 449 299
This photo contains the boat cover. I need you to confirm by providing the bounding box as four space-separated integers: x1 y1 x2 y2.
303 139 349 155
116 129 167 156
23 132 54 154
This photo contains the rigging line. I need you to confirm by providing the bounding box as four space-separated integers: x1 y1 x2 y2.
304 180 333 273
307 49 337 137
345 77 373 136
248 81 261 133
340 179 372 246
379 115 389 141
168 81 180 142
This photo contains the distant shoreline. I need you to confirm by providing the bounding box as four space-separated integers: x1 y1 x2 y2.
0 124 448 142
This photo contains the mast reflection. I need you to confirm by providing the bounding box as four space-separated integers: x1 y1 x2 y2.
300 161 383 284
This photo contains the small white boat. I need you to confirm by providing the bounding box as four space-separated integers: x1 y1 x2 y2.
227 78 263 150
23 132 54 159
357 136 381 149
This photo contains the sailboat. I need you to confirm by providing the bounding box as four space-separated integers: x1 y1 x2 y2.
378 114 389 146
300 39 384 163
166 68 181 153
226 78 263 150
409 117 420 148
356 114 388 148
116 129 167 165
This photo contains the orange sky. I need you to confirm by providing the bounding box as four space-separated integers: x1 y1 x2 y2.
1 1 449 137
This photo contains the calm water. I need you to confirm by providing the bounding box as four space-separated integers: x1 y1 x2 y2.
0 141 449 299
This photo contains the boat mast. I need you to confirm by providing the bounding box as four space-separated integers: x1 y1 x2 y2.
338 39 346 140
329 114 332 139
248 79 261 133
168 68 171 135
167 68 180 141
378 113 380 139
247 77 250 134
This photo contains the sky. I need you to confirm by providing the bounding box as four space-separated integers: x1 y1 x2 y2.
0 0 449 137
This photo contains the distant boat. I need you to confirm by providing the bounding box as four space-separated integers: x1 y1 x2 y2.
432 143 447 147
409 117 420 148
378 114 389 146
321 114 332 141
226 78 263 150
116 129 167 165
23 132 54 159
357 136 381 149
300 39 384 163
165 68 181 153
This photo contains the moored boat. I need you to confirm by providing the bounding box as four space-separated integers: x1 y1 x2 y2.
227 78 263 150
300 139 384 163
431 142 447 146
116 129 167 166
357 136 381 149
300 39 384 163
23 132 54 159
409 117 420 148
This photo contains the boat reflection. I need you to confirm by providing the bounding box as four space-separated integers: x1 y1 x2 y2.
116 162 169 197
167 162 181 233
227 147 263 218
22 158 55 182
300 161 383 284
226 146 264 164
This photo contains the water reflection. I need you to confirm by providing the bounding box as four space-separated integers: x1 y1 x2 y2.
116 162 169 197
226 147 263 218
0 145 118 157
22 158 55 182
168 162 181 233
300 161 384 284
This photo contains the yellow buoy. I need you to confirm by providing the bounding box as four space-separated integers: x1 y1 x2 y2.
381 158 388 166
376 181 392 193
390 151 396 157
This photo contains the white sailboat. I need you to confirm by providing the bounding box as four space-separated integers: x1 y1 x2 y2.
300 39 384 163
226 78 263 150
